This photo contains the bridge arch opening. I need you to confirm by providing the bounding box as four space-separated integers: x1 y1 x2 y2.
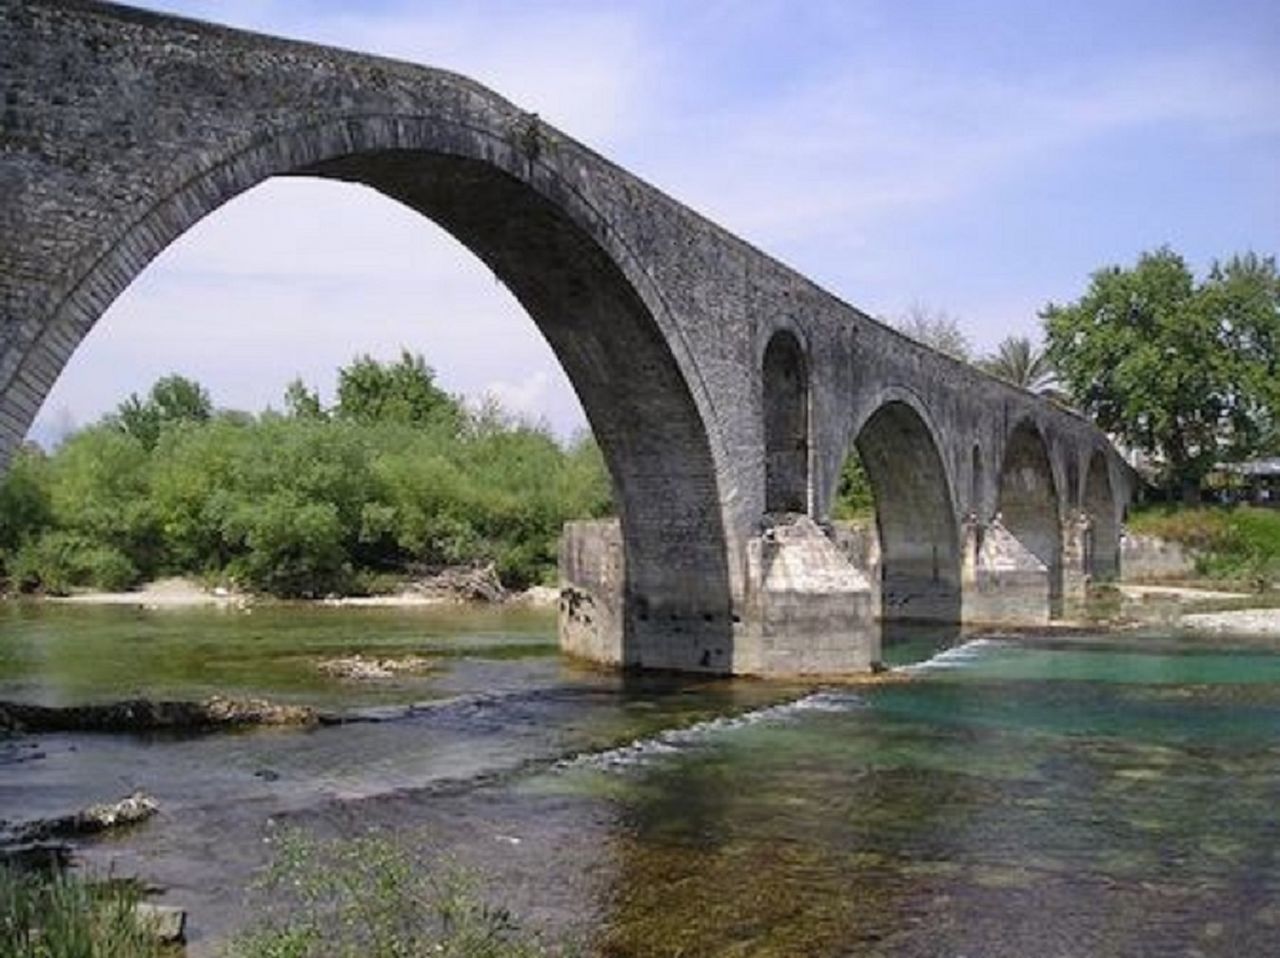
4 126 736 669
1084 451 1120 581
762 330 810 515
997 421 1064 617
847 400 962 629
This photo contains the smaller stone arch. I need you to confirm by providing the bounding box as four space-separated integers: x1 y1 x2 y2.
762 330 810 515
993 418 1064 619
852 398 962 627
1083 450 1120 581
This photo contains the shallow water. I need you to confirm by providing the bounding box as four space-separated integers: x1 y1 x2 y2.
3 602 1280 956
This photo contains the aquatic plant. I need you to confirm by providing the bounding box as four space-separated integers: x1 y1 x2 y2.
228 828 572 958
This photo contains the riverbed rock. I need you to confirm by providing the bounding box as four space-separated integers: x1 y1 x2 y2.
408 563 507 603
0 696 318 733
514 585 560 607
134 902 187 943
317 654 437 680
14 790 158 841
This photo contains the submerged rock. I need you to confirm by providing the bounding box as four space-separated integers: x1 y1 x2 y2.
13 790 158 841
317 654 437 680
0 695 318 734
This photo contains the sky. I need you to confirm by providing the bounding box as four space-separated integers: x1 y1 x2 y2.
29 0 1280 445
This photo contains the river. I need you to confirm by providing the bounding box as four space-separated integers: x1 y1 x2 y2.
2 601 1279 956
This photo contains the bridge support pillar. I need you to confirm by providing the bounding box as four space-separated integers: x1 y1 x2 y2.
558 517 878 676
1061 511 1091 615
559 519 628 667
962 518 1052 625
739 515 878 674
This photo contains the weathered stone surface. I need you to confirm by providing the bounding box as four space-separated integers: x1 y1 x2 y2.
964 520 1052 625
0 1 1136 675
559 519 627 667
1121 534 1197 582
746 515 877 674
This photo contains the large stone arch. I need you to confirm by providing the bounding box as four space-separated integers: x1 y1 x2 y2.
1083 449 1120 581
0 109 736 669
851 396 962 626
995 418 1064 618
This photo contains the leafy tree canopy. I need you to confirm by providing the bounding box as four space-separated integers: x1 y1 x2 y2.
334 350 461 430
110 374 212 450
1043 248 1280 499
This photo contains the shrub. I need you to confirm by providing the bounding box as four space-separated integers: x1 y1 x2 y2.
7 532 139 595
1129 505 1280 588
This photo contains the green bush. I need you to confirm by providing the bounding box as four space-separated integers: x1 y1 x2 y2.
224 495 350 598
8 532 139 595
79 545 141 592
0 361 618 599
1129 505 1280 588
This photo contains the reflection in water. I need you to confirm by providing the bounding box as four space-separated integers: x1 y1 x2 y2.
2 604 1280 955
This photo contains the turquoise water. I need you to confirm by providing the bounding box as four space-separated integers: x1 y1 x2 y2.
2 603 1279 955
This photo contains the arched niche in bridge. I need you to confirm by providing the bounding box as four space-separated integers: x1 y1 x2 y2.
970 444 985 517
850 400 962 627
1 123 736 667
1083 451 1120 581
997 420 1064 617
762 330 810 515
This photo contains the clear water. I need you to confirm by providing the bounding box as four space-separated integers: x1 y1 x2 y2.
3 602 1279 956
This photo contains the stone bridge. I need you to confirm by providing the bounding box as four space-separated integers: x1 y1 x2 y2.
0 1 1137 675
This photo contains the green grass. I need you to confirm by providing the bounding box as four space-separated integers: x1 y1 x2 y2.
0 867 164 958
1128 505 1280 588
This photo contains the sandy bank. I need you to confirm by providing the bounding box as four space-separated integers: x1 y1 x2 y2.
1178 608 1280 637
1118 583 1251 602
45 577 245 608
30 578 560 610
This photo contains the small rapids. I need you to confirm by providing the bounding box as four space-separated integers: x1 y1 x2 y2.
556 689 867 772
897 636 1010 673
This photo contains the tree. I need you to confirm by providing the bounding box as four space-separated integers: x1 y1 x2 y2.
891 304 972 361
833 450 875 519
1043 248 1280 501
979 335 1057 392
111 374 212 450
334 351 460 430
283 378 327 421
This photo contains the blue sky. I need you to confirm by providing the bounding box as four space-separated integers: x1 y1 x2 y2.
31 0 1280 443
